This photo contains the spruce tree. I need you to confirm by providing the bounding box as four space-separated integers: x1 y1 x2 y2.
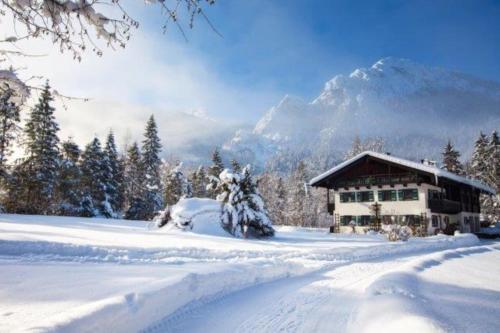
103 131 122 216
124 142 143 205
80 137 106 217
55 139 83 216
141 115 163 219
217 166 274 238
441 140 464 175
207 148 224 198
190 165 207 197
471 132 489 181
481 131 500 222
18 82 60 213
0 84 21 175
231 159 241 173
163 162 192 206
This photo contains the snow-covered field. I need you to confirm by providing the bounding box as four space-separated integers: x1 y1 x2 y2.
0 214 498 333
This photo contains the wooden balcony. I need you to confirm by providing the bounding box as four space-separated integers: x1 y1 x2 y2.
335 173 421 188
428 198 462 214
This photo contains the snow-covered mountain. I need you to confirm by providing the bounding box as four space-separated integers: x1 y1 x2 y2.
225 57 500 169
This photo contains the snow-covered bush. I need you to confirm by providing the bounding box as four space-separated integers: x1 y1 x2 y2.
158 198 225 236
217 166 274 238
385 224 413 241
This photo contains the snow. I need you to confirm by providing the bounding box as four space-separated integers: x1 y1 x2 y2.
309 150 496 194
0 214 494 332
224 58 500 169
352 244 500 333
162 198 225 236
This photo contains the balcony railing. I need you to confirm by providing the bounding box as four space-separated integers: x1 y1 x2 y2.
428 198 462 214
335 173 420 188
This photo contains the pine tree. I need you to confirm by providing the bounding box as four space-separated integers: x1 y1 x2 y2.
231 159 241 172
217 166 274 238
103 131 122 216
141 115 163 219
0 84 21 176
481 131 500 222
471 132 489 181
207 148 224 198
124 142 144 214
441 140 464 175
164 162 192 206
15 82 60 213
80 137 105 217
55 139 83 216
190 165 207 197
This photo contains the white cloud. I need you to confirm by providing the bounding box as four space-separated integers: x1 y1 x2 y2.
6 26 280 153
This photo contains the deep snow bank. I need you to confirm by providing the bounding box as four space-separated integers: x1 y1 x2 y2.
350 244 499 333
160 198 226 237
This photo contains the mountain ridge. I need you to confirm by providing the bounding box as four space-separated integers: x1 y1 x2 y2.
224 57 500 170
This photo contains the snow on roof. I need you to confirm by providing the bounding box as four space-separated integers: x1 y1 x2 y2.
309 151 496 194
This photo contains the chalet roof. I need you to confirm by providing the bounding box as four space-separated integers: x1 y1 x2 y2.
309 151 496 194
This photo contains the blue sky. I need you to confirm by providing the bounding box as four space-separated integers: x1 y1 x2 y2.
13 0 500 149
139 0 500 101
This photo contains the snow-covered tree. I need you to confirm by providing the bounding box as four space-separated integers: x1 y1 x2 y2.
80 137 106 217
441 140 464 175
480 131 500 222
14 81 60 214
231 159 241 172
141 115 163 219
1 1 217 61
55 139 83 216
164 162 192 206
287 161 308 226
217 166 274 238
0 84 20 175
344 136 385 160
471 132 489 179
123 142 143 206
206 148 224 198
190 165 207 197
103 131 123 216
274 177 287 225
257 173 288 225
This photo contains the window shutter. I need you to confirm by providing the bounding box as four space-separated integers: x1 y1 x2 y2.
392 190 398 201
369 191 374 201
412 189 418 200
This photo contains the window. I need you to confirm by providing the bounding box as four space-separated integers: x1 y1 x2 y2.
398 189 419 201
444 216 450 226
432 215 439 227
428 189 441 200
398 215 421 226
340 192 356 203
378 190 397 201
340 216 355 226
356 191 374 202
382 215 396 224
358 215 372 226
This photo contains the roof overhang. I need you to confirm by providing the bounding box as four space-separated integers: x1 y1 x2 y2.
309 151 496 195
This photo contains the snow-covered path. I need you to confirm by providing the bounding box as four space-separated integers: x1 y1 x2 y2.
151 244 500 333
1 215 498 332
